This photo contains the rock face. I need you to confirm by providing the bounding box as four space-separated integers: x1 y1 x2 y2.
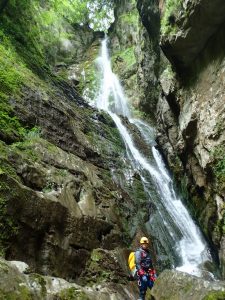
0 81 149 281
151 269 225 300
156 0 225 278
0 0 149 290
161 0 225 68
1 0 225 297
109 0 160 117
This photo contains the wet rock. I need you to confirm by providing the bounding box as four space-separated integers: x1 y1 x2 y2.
156 0 225 276
220 237 225 279
109 0 160 116
9 261 30 274
0 171 127 280
151 269 225 300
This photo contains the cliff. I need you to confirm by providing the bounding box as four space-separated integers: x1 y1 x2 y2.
157 0 225 278
109 0 225 282
0 1 148 298
109 0 160 117
0 0 225 299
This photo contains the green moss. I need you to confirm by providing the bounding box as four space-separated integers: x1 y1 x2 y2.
82 249 121 286
0 94 27 142
59 287 89 300
91 248 103 262
11 127 41 162
0 193 18 256
46 142 58 154
120 11 139 26
0 161 19 182
82 110 125 159
77 44 100 101
55 169 69 177
112 47 136 72
120 47 136 68
42 181 56 193
212 216 225 245
0 109 27 140
29 274 47 298
161 64 175 80
0 30 28 97
161 0 183 35
0 285 32 300
203 291 225 300
0 29 42 141
211 146 225 193
0 1 86 71
183 282 194 293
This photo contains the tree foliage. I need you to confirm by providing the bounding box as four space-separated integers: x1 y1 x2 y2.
0 0 115 75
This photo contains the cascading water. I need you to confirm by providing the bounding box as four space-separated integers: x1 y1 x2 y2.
95 38 212 276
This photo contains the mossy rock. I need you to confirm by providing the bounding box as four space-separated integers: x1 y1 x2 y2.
57 287 89 300
0 286 32 300
79 248 127 286
203 291 225 300
0 174 19 256
0 258 33 300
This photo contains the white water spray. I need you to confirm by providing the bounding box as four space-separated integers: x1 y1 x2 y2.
95 38 212 276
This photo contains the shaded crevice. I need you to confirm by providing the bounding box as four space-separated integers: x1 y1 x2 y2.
165 92 180 118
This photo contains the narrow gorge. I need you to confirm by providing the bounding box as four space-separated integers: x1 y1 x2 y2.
0 1 225 299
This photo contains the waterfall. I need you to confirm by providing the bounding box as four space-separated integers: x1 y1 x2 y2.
94 38 212 276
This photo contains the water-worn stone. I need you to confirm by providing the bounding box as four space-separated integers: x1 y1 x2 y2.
151 269 225 300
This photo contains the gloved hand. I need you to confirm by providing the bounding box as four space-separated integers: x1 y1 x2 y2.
142 275 148 282
137 269 145 276
149 268 157 281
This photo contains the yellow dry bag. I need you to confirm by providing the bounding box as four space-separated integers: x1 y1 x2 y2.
128 251 137 277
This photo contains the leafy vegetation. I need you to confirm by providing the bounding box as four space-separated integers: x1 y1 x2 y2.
59 288 89 300
88 0 114 31
0 25 44 141
161 0 183 35
118 47 136 68
11 127 41 162
120 11 139 27
203 291 225 300
0 0 114 72
0 29 28 138
112 46 136 74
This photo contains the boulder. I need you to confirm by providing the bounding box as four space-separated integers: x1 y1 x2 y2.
151 269 225 300
0 257 139 300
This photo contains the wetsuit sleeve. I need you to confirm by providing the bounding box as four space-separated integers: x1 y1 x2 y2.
135 250 142 271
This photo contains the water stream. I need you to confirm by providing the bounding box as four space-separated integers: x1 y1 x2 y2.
94 38 212 276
